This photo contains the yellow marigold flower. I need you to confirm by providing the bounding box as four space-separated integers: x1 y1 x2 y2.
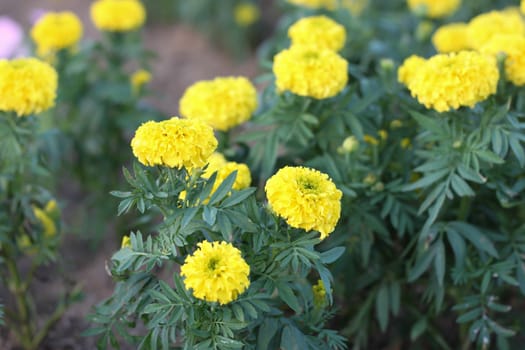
180 240 250 305
265 166 342 239
481 34 525 86
467 9 525 50
432 23 469 53
337 136 359 154
234 3 260 27
203 153 252 192
312 279 327 308
273 46 348 100
401 138 412 149
130 69 151 93
522 0 525 14
0 58 57 116
363 134 379 146
401 51 499 113
130 117 218 170
287 0 336 10
44 199 58 214
407 0 461 19
31 11 83 58
91 0 146 32
397 55 426 88
121 235 131 249
288 16 346 52
390 119 403 129
180 76 258 132
378 130 388 141
33 206 57 237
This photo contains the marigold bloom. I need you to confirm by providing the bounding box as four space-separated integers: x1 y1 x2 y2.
466 9 525 50
481 34 525 86
265 166 342 239
130 69 151 93
0 58 57 116
180 76 257 131
522 0 525 14
397 55 426 88
312 280 327 308
288 16 346 52
33 206 56 237
400 51 499 113
130 117 218 170
121 235 131 249
273 46 348 100
31 12 83 58
203 153 252 193
407 0 461 18
234 3 260 27
180 241 250 305
90 0 146 32
432 23 469 53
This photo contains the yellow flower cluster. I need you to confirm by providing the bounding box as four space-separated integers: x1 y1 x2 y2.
407 0 461 18
130 117 218 170
273 46 348 100
522 0 525 14
265 166 342 239
130 69 151 93
466 9 525 51
288 16 346 52
203 153 251 192
431 23 469 53
90 0 146 32
234 3 260 27
0 58 58 116
180 77 258 131
481 35 525 87
180 240 250 305
31 11 83 58
398 51 499 112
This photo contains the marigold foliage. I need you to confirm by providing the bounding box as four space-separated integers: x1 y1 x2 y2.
30 11 83 58
399 51 499 113
407 0 461 18
0 58 58 116
203 153 252 192
180 241 250 305
234 3 260 27
466 9 525 50
432 23 469 53
481 34 525 87
90 0 146 32
130 117 218 170
273 46 348 100
265 166 342 239
288 16 346 52
180 76 258 131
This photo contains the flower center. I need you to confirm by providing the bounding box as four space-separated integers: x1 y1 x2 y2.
298 176 320 194
207 257 220 271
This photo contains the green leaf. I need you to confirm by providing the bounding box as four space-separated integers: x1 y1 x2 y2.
181 207 199 229
208 171 237 205
457 308 482 323
403 168 450 192
449 222 498 258
408 245 437 282
446 228 466 268
434 239 446 286
320 246 345 264
221 188 256 208
280 325 307 350
450 174 474 197
457 164 486 184
389 282 401 316
375 284 389 332
277 283 301 313
410 318 427 341
257 318 279 350
410 111 444 135
476 150 504 164
202 206 218 226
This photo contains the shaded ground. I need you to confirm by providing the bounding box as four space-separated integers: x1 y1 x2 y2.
1 1 258 349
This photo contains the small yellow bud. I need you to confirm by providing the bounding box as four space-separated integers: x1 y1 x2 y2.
338 136 359 154
400 138 412 149
363 173 377 185
364 134 379 146
390 119 402 129
378 129 388 141
121 235 132 249
312 279 327 308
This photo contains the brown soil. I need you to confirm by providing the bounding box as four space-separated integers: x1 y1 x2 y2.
0 1 258 349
